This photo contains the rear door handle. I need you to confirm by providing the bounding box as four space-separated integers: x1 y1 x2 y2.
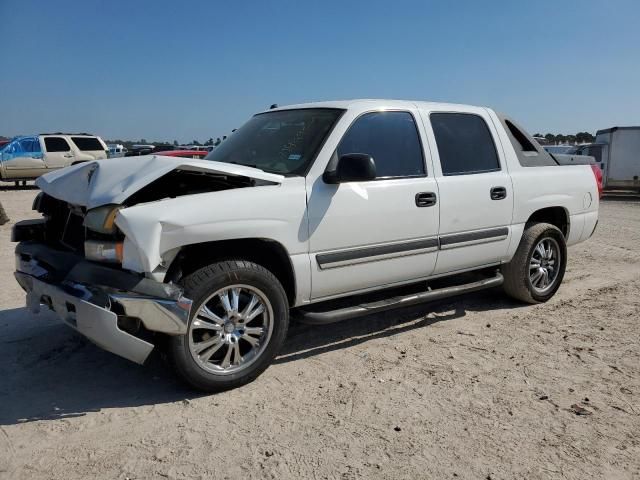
490 186 507 200
415 192 437 207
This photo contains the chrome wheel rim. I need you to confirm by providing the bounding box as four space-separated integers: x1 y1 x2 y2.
188 284 274 375
529 237 561 294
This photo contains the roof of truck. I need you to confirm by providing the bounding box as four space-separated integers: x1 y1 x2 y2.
263 99 483 113
39 132 97 136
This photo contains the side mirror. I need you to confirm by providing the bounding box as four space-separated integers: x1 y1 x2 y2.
323 153 376 184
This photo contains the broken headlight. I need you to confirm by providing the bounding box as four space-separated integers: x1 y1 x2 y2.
83 204 122 234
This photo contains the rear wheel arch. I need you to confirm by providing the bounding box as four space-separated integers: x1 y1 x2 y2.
165 238 297 306
502 222 567 304
526 206 570 237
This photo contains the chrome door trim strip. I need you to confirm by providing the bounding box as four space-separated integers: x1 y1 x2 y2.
316 237 439 270
439 227 509 250
315 227 509 269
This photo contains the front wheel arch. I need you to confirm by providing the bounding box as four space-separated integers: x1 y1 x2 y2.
165 238 297 306
168 259 289 391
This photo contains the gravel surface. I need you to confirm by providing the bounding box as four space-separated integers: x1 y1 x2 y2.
1 186 639 480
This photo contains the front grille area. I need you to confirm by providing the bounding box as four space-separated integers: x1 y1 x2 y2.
60 211 86 252
38 194 86 254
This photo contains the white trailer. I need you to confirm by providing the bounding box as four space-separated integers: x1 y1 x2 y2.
594 127 640 191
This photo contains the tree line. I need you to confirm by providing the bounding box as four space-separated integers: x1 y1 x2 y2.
3 131 597 148
104 137 228 148
533 132 595 145
106 129 239 149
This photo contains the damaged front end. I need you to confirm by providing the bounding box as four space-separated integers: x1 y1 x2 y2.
12 190 192 363
12 156 283 363
13 240 192 364
12 191 189 364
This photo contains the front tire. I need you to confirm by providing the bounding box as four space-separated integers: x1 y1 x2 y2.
169 260 289 392
502 222 567 304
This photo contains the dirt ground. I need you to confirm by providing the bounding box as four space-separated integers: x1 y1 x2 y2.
0 185 639 480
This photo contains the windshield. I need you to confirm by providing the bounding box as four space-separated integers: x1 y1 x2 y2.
205 108 344 175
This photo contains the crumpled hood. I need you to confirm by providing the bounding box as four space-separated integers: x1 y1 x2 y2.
35 155 284 209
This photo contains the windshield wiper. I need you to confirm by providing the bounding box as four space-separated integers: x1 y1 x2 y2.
226 161 259 168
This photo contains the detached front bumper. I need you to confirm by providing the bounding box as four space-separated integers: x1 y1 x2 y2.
14 241 192 364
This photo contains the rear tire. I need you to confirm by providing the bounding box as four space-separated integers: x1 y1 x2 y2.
502 222 567 304
168 260 289 392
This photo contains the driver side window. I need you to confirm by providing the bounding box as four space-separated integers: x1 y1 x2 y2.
5 141 21 155
19 137 41 154
337 111 426 178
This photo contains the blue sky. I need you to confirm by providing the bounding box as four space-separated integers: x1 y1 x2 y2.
1 0 638 142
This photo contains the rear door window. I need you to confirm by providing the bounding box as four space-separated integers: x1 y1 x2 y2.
44 137 71 152
71 137 103 151
430 113 500 175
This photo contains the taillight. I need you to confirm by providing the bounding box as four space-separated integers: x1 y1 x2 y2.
590 164 603 199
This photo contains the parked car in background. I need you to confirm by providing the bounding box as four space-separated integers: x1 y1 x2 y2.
13 100 600 391
126 144 155 156
152 145 177 153
0 199 8 225
108 144 127 158
154 149 209 159
183 145 214 152
0 139 10 149
541 145 599 190
543 145 576 155
550 153 602 197
0 133 108 185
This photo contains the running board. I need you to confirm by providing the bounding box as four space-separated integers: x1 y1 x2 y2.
298 272 504 325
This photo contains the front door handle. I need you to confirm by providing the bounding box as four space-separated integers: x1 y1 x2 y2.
415 192 437 207
490 186 507 200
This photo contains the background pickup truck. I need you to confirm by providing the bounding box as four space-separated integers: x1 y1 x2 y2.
13 100 600 391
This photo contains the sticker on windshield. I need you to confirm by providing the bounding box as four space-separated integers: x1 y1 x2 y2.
288 154 302 161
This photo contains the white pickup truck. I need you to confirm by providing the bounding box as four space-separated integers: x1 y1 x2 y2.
13 100 600 391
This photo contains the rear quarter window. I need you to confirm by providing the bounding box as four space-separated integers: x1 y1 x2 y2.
71 137 104 151
498 115 557 167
